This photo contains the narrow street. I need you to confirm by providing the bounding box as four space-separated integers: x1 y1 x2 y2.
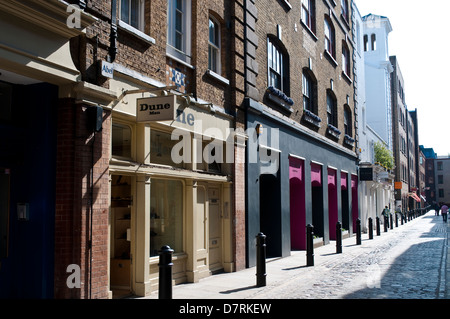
142 210 448 300
252 211 448 299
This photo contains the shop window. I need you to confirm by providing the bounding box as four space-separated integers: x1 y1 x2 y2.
150 179 183 257
150 129 185 168
197 140 224 173
0 168 10 259
112 123 132 159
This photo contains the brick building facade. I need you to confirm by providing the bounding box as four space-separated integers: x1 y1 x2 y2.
0 0 247 298
243 0 359 267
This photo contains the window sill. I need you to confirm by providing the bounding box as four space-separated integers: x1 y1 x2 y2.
324 50 338 67
300 19 318 41
166 52 195 70
340 14 351 31
117 20 156 45
205 69 230 86
281 0 292 10
342 71 353 84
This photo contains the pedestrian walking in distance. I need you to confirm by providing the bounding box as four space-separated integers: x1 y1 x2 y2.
382 206 390 228
435 202 440 216
441 204 448 223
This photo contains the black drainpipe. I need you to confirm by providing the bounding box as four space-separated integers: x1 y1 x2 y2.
109 0 118 63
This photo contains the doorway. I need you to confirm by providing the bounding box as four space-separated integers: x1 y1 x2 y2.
311 163 324 239
260 173 281 258
328 168 338 240
208 187 222 273
341 172 349 231
289 157 306 250
110 175 132 298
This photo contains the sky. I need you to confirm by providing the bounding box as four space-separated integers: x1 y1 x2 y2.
355 0 450 157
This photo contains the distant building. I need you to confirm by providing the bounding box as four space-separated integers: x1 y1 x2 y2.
362 14 394 152
356 8 394 231
420 146 438 205
435 157 450 205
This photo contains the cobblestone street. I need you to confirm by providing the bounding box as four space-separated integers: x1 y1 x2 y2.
142 211 448 300
251 212 448 299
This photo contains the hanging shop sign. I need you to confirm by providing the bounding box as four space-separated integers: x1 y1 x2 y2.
100 61 114 79
137 95 178 122
359 167 373 181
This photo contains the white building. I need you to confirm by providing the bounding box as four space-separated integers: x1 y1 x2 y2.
354 6 394 231
362 13 394 152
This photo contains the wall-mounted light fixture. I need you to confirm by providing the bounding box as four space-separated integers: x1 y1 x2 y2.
256 124 264 137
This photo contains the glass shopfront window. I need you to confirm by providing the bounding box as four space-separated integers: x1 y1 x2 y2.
112 123 132 158
150 129 185 168
150 179 183 257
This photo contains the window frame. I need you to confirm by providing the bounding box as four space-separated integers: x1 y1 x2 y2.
111 122 133 160
324 16 336 59
344 105 352 136
167 0 192 64
119 0 145 31
341 0 349 22
301 0 316 34
208 16 221 75
342 42 351 77
267 37 289 95
326 91 337 127
363 34 369 52
302 69 317 114
149 178 184 257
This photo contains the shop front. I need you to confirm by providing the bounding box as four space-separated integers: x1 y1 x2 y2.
109 83 234 296
245 98 359 267
0 1 98 298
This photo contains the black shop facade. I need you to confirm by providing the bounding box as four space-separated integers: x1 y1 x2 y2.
245 98 359 268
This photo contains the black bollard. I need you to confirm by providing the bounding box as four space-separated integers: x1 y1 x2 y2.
376 217 381 236
256 232 267 287
306 224 314 267
368 217 373 240
395 213 398 228
356 219 362 245
336 221 342 254
390 214 393 230
158 245 174 299
384 216 388 232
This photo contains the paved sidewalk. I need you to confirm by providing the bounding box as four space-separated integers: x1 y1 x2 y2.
137 211 448 300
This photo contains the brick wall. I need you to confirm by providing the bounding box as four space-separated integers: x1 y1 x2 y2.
72 0 249 277
54 99 111 299
244 0 356 151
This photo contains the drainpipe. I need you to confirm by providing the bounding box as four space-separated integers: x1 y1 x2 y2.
109 0 118 63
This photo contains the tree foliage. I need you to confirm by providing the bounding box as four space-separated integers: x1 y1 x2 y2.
374 142 394 170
